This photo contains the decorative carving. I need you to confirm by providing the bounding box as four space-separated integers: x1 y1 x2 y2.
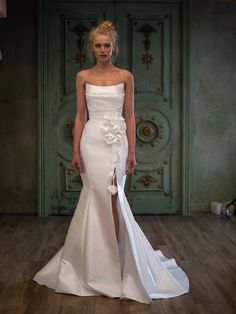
142 125 155 137
70 22 90 69
135 111 170 152
131 167 166 191
139 115 144 121
137 23 157 70
141 53 154 69
137 120 159 143
68 175 82 190
138 174 157 187
58 160 83 196
64 119 75 144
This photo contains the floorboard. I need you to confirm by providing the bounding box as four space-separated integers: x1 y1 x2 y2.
0 213 235 314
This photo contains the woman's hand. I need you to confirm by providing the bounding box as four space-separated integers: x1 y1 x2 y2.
72 153 84 173
126 152 137 174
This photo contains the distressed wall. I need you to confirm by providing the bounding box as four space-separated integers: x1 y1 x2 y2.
189 0 236 211
0 0 235 214
0 0 37 213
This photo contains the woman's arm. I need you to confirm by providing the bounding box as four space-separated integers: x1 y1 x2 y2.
72 71 87 173
123 71 137 174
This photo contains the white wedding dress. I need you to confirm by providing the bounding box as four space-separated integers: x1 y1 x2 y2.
33 83 189 304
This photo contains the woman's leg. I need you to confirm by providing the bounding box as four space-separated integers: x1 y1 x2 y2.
112 193 119 241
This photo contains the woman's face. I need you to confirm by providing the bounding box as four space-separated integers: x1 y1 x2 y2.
92 34 114 62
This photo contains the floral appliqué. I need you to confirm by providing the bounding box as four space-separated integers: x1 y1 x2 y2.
101 113 126 195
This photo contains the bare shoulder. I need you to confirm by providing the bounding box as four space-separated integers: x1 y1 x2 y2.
119 69 133 84
118 69 134 88
121 69 133 78
76 69 90 82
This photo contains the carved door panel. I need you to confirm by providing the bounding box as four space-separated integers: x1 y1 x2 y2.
116 2 182 213
44 2 114 214
42 1 182 215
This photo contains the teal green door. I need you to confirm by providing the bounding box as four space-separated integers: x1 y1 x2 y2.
116 3 182 214
39 1 183 215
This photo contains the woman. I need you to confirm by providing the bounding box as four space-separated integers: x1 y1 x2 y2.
33 21 189 304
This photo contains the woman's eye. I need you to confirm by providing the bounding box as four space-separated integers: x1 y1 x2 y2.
94 43 111 48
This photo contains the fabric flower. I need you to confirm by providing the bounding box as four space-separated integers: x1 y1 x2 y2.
101 113 126 195
101 114 126 145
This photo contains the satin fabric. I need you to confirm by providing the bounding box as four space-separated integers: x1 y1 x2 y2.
33 83 189 303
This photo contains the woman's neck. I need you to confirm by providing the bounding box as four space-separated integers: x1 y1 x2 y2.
94 60 115 73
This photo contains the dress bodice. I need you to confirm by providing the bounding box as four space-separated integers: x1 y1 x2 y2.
85 83 125 119
85 83 127 195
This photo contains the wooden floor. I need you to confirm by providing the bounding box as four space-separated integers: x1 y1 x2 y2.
0 213 235 314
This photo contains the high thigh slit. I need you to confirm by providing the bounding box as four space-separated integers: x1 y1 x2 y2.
111 171 119 241
33 83 189 303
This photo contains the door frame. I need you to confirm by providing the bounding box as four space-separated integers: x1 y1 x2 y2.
37 0 190 216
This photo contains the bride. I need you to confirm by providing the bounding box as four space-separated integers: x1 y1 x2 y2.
33 20 189 304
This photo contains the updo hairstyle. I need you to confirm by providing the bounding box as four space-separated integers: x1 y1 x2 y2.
88 21 119 61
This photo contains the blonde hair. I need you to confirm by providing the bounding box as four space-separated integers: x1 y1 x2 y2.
88 21 118 62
